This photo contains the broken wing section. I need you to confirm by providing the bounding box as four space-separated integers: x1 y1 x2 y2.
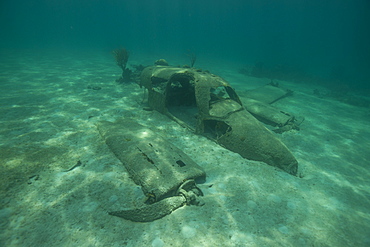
97 119 206 202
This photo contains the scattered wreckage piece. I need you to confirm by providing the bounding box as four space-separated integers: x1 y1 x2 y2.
109 195 186 222
243 97 304 133
243 98 294 127
109 179 202 222
139 65 298 175
97 119 205 222
242 85 304 133
243 84 292 104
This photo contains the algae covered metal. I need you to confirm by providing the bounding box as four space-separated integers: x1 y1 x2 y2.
97 119 205 222
242 84 304 133
139 65 298 175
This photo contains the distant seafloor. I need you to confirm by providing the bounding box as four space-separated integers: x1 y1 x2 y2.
0 48 369 247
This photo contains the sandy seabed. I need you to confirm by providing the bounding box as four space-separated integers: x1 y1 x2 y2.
0 49 369 247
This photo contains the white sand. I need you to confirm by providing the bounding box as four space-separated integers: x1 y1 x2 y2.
0 49 369 247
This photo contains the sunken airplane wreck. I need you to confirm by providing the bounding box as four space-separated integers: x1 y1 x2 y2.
139 65 299 175
97 60 301 222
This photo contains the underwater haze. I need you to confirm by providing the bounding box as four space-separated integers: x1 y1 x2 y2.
1 0 370 87
1 1 370 247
